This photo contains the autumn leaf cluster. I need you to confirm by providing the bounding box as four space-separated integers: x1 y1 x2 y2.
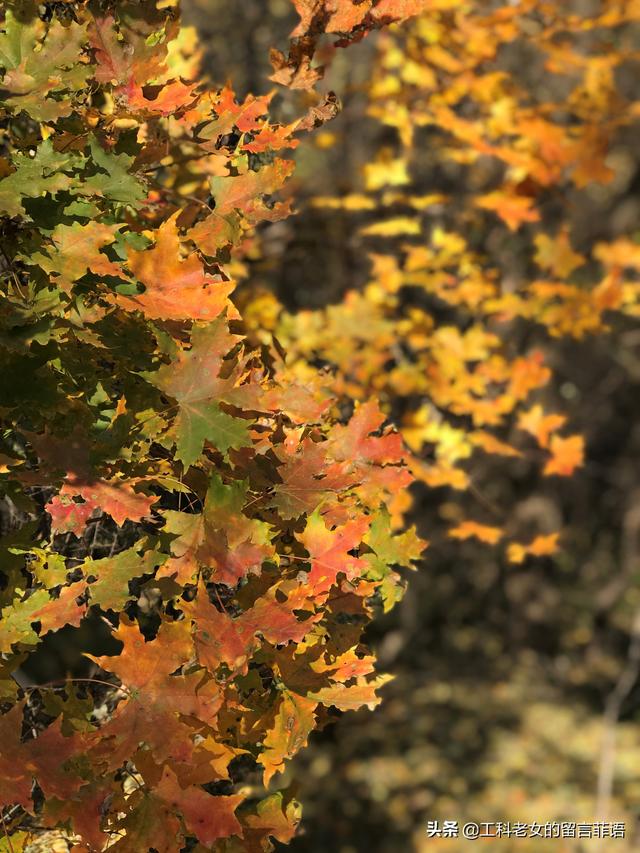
0 1 429 850
244 0 640 560
3 0 639 848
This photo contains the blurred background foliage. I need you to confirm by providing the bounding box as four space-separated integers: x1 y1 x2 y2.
185 1 640 851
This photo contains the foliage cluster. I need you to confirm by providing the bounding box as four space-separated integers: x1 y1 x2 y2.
3 0 640 849
0 1 429 850
244 0 640 559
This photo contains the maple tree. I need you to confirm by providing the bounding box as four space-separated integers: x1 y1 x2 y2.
0 1 430 850
3 0 637 848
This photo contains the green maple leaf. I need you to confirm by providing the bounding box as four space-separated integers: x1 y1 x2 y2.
364 506 424 572
143 320 258 468
363 506 425 611
0 588 50 651
26 221 126 292
0 521 40 609
176 402 251 469
85 139 147 207
0 13 90 120
8 548 68 589
0 141 82 217
85 545 167 612
0 11 35 69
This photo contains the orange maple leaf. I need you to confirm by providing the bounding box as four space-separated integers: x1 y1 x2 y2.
448 520 503 544
543 435 585 476
476 189 540 231
507 532 560 564
517 404 567 449
121 214 236 321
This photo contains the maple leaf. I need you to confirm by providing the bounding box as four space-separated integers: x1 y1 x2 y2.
210 160 295 223
261 376 330 424
97 788 181 852
161 475 274 586
326 0 373 34
241 587 320 644
363 507 424 610
448 520 503 545
89 15 131 85
289 0 325 36
517 405 566 449
0 711 85 811
42 781 111 852
172 735 242 789
86 139 147 207
122 214 235 321
594 239 640 271
92 619 221 767
298 510 369 599
534 230 584 279
308 674 393 711
185 578 317 677
127 79 199 116
48 480 155 531
259 690 317 785
507 533 560 564
0 588 51 651
328 400 404 465
144 321 260 468
27 721 88 802
476 189 540 231
0 14 90 121
289 0 429 37
94 618 192 697
30 222 125 293
269 41 324 91
311 648 377 681
0 704 34 809
270 437 349 519
155 766 243 846
244 122 300 154
30 581 88 635
46 496 96 534
543 434 585 476
508 351 550 400
0 141 80 217
244 793 302 844
84 546 166 612
187 211 242 257
185 593 255 675
202 86 273 137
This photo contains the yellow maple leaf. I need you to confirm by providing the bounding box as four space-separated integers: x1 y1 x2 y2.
534 230 584 278
448 520 503 545
508 533 560 564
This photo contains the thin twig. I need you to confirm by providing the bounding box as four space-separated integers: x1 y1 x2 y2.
596 606 640 820
213 585 228 614
468 478 502 518
24 677 131 696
